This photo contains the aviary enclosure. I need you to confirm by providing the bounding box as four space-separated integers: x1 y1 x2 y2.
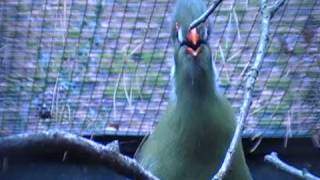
0 0 319 179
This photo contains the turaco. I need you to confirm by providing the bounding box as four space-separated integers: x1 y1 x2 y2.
135 0 252 179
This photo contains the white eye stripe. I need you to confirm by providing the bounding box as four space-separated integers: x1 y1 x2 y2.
203 27 208 40
177 27 184 43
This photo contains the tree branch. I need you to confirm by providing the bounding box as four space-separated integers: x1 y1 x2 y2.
212 0 286 179
265 152 320 180
0 131 158 180
267 0 286 19
189 0 224 30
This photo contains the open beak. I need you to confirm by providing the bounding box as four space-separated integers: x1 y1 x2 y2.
186 28 201 57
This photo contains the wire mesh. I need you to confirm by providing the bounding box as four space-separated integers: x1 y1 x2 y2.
0 0 319 137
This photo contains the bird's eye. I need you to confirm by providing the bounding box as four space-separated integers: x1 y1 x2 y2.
176 23 183 43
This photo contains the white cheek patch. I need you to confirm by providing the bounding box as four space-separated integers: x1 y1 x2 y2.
178 28 184 43
203 27 208 41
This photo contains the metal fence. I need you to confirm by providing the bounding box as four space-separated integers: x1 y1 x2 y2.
0 0 319 137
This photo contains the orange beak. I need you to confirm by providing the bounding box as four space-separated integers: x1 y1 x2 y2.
187 28 200 46
186 28 201 56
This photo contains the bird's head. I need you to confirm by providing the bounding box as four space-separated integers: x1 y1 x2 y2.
171 0 210 57
171 0 214 93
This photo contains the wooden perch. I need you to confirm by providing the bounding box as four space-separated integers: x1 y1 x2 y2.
265 152 320 180
0 131 158 180
211 0 286 179
189 0 224 30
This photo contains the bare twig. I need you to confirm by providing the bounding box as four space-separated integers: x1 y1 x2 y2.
250 136 263 153
212 0 286 179
265 152 320 180
113 73 122 120
267 0 286 19
232 9 241 40
51 73 59 116
189 0 224 30
227 49 242 62
66 104 71 122
240 61 250 77
62 151 68 161
284 109 292 148
123 42 143 110
218 44 226 63
0 131 158 180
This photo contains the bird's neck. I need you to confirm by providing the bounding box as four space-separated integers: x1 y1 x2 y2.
175 70 218 106
171 72 222 149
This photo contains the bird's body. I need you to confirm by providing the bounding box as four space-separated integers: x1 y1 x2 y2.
136 92 251 180
135 0 252 179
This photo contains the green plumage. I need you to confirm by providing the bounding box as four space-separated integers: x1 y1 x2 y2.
135 0 252 179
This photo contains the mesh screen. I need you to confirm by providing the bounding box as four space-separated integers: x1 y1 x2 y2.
0 0 319 137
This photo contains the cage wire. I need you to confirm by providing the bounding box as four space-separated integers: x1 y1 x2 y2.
0 0 319 137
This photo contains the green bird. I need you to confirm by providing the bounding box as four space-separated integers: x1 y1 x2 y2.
135 0 252 179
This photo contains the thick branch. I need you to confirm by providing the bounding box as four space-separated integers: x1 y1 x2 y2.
212 0 285 179
189 0 223 30
265 152 320 180
0 131 158 180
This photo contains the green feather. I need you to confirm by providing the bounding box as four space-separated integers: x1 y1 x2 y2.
135 0 252 179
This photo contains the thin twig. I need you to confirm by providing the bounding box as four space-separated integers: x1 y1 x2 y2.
189 0 224 30
284 109 292 148
267 0 286 19
66 104 71 122
123 42 143 110
56 84 60 120
51 73 59 116
0 131 158 180
59 103 66 122
62 151 68 162
232 9 241 40
212 0 286 179
240 61 250 77
113 73 122 120
218 44 226 63
265 152 320 180
250 136 263 153
218 44 231 82
227 49 242 62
